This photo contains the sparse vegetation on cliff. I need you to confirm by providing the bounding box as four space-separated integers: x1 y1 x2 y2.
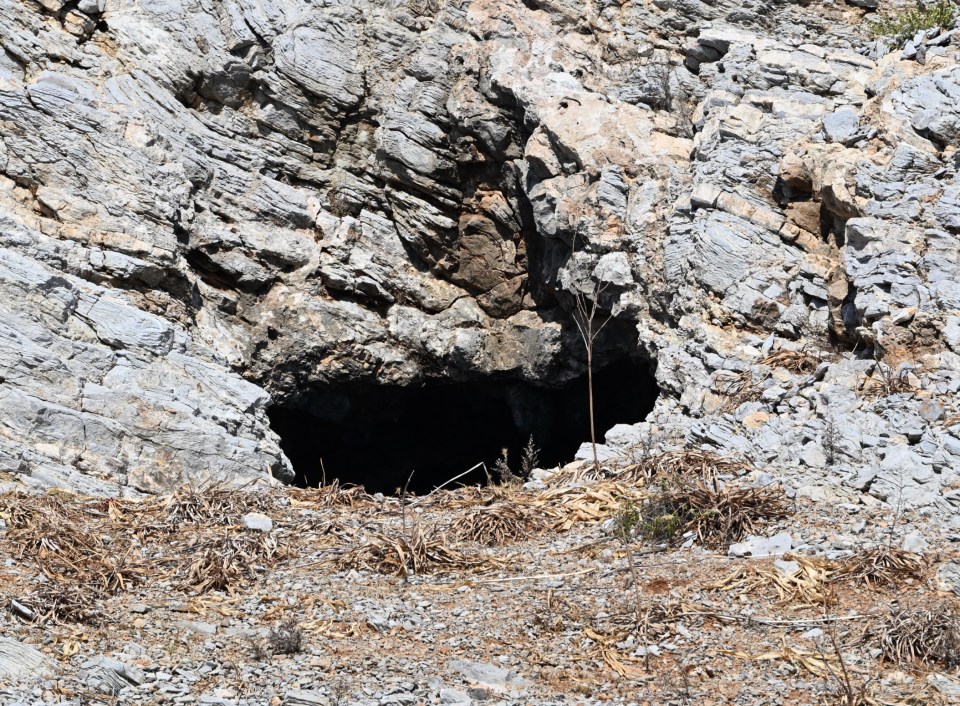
869 0 955 43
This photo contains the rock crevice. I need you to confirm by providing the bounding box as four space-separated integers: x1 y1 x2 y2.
1 0 959 511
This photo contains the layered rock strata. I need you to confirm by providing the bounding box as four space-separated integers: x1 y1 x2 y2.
0 0 958 516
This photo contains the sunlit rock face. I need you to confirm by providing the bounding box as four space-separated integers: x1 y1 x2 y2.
2 0 960 511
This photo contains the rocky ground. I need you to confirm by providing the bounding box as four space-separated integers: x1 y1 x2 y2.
2 0 960 702
0 451 958 706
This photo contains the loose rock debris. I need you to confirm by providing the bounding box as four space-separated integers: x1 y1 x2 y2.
0 454 955 705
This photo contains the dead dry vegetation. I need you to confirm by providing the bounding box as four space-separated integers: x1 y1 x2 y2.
714 349 827 413
0 451 957 704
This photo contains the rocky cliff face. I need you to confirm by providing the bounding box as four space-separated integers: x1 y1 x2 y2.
1 0 959 511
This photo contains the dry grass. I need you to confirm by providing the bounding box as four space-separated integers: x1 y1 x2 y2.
874 602 960 669
269 617 304 655
181 531 286 594
833 547 927 587
660 480 792 548
448 502 543 545
337 524 502 576
857 362 917 399
0 493 147 622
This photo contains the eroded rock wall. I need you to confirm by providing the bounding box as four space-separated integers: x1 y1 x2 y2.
1 0 959 509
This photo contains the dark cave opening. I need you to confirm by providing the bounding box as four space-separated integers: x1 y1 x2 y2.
267 359 658 495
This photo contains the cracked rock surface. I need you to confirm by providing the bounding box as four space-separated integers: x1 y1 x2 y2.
0 0 959 513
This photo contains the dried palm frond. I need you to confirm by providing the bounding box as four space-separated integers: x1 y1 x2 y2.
535 589 587 632
707 553 835 607
707 548 928 608
664 480 792 548
832 547 927 587
600 599 688 640
160 482 283 528
413 484 514 510
448 502 543 545
722 638 876 705
289 480 372 509
583 627 647 678
0 492 70 528
293 518 357 544
655 450 749 476
546 461 612 485
0 493 147 622
874 603 960 669
5 508 93 560
22 581 103 624
536 482 643 532
617 450 750 484
716 370 766 413
181 532 286 594
337 524 501 576
760 349 821 375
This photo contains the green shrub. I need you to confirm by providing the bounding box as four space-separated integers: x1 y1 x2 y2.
611 500 642 544
636 482 696 544
869 0 955 44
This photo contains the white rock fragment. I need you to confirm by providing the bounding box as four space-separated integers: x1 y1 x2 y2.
728 532 794 558
448 660 530 694
0 637 59 682
242 512 274 532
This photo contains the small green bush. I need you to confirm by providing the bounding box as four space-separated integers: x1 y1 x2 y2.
619 477 792 548
869 0 955 44
635 482 696 544
611 500 642 544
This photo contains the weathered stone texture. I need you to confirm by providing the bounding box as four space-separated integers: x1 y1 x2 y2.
1 0 960 509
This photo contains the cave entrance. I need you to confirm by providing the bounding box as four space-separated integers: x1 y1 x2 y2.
267 359 658 494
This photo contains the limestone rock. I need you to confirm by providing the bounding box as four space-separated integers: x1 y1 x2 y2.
728 532 794 558
242 512 274 532
0 0 956 520
0 637 59 682
448 660 530 694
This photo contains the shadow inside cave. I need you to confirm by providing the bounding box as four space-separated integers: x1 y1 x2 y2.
267 359 658 494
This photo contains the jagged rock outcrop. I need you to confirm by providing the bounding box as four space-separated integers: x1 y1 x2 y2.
1 0 960 511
